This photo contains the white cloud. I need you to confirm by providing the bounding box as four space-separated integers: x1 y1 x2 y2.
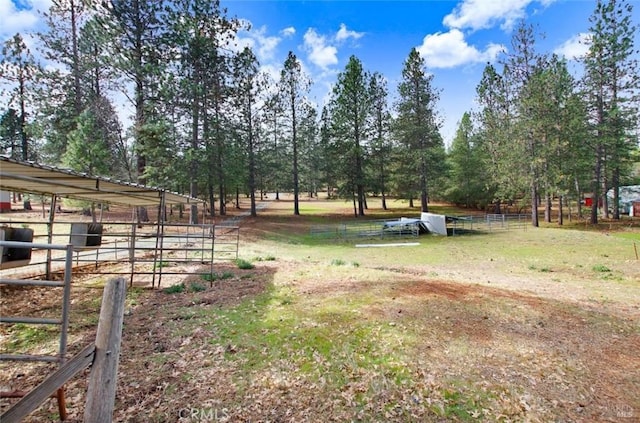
303 28 338 69
443 0 540 32
416 29 504 68
233 22 282 62
252 26 281 61
0 0 40 39
335 23 364 42
281 26 295 37
554 33 590 61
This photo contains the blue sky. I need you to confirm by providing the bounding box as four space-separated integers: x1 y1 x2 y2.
2 0 639 144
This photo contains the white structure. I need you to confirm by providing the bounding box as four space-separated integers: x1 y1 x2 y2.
420 212 448 236
606 185 640 215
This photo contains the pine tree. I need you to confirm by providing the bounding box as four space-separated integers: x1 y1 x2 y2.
0 109 21 158
368 72 392 210
582 0 639 222
233 47 265 217
446 113 491 208
279 51 312 215
394 48 443 212
96 0 167 222
328 55 370 217
0 33 40 162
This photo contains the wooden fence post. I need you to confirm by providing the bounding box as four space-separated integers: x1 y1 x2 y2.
83 277 126 423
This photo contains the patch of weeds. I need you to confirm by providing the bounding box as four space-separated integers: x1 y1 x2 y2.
154 260 170 269
441 389 478 421
127 286 144 307
236 258 254 269
602 272 623 282
539 267 552 273
253 255 276 261
351 261 360 267
592 264 611 273
331 258 346 266
201 271 234 282
7 323 59 351
189 282 206 292
163 283 186 294
240 274 253 279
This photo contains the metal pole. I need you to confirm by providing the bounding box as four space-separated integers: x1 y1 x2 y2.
56 243 73 421
46 194 57 279
129 208 136 287
59 244 73 362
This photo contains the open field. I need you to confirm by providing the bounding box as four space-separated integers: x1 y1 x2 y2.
1 196 639 422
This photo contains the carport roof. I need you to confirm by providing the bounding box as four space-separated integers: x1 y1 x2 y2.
0 156 203 207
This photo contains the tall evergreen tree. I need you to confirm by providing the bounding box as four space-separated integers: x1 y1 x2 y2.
368 72 392 210
0 109 22 158
233 47 265 217
446 112 490 208
279 51 311 215
582 0 639 222
298 103 320 198
329 55 370 217
262 93 286 200
96 0 167 221
394 48 443 212
167 0 238 222
0 33 40 163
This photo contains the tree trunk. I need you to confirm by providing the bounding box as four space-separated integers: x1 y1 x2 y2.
544 192 552 223
558 195 564 225
530 182 539 227
601 176 609 219
352 192 357 218
612 168 620 220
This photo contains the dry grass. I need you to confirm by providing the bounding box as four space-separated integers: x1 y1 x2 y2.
1 196 639 422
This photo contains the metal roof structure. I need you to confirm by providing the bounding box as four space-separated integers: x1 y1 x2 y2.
0 156 203 207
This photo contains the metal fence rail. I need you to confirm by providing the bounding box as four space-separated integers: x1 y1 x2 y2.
0 221 240 288
311 214 529 240
0 241 74 418
310 218 422 241
448 214 529 234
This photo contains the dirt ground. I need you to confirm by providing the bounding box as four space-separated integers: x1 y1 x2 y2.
1 200 639 422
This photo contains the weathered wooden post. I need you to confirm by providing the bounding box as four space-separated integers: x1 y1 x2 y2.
83 277 126 423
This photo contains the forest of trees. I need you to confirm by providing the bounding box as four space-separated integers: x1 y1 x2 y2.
0 0 638 226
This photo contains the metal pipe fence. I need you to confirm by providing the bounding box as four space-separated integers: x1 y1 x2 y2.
0 221 239 287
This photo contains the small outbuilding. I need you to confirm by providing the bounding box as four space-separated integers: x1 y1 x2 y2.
607 185 640 215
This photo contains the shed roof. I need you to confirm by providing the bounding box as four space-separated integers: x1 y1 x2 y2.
0 156 203 207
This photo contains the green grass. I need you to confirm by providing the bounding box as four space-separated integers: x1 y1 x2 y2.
236 258 254 269
180 279 496 420
592 264 611 273
6 323 59 351
201 271 234 282
154 260 170 269
163 283 186 294
254 255 277 261
189 281 207 292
